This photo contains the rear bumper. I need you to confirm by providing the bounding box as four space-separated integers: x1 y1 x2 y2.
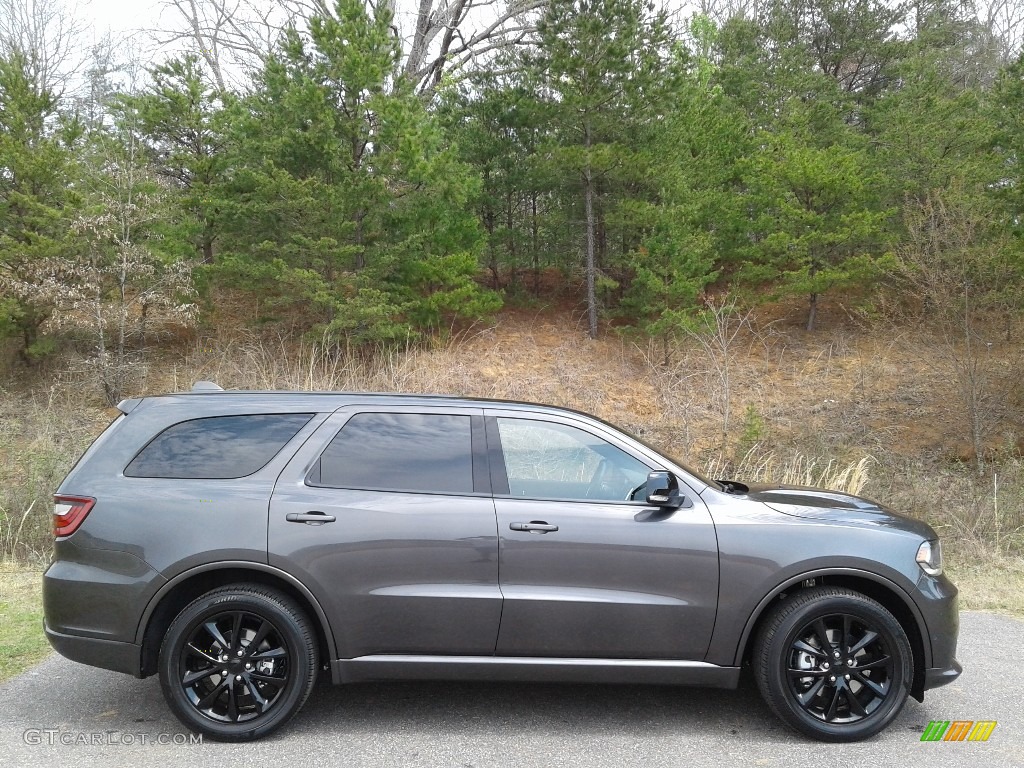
44 624 143 678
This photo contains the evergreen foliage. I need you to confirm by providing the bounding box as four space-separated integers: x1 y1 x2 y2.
1 0 1021 360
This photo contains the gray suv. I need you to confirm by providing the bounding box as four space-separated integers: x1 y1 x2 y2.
44 384 960 742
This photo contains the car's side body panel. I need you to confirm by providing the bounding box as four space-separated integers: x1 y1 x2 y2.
492 495 720 659
331 655 741 687
45 399 329 649
483 408 720 660
268 405 503 658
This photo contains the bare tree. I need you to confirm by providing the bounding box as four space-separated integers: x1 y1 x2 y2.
691 0 766 25
974 0 1024 64
684 295 758 457
157 0 545 93
398 0 546 92
71 144 198 403
157 0 289 90
0 0 85 96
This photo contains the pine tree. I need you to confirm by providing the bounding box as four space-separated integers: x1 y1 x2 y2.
0 51 83 361
620 16 749 342
115 56 232 266
526 0 678 338
743 118 893 330
215 0 499 344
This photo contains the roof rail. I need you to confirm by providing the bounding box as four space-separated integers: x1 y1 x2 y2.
191 381 224 392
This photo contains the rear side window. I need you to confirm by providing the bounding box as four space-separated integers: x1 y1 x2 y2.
315 412 473 494
124 414 314 479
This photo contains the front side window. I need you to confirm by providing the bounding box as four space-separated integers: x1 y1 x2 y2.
496 418 650 502
315 412 474 494
125 413 313 479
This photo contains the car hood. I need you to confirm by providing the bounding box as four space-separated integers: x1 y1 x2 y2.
734 482 935 537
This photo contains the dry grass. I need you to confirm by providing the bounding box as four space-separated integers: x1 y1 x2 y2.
0 564 49 681
946 555 1024 617
0 390 110 564
874 457 1024 561
704 450 874 497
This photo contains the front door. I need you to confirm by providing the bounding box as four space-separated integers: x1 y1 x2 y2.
487 411 719 660
269 406 501 659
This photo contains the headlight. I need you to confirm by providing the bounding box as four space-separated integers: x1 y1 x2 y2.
916 539 943 576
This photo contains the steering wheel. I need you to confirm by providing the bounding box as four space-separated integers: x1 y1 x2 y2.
627 482 647 502
587 459 611 499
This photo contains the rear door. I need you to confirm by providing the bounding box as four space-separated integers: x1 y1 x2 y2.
488 410 719 660
269 405 501 658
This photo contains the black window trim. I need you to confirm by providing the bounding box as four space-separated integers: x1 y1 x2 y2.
484 413 657 506
122 412 316 480
304 409 490 496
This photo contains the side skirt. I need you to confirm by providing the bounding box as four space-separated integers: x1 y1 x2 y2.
330 655 741 688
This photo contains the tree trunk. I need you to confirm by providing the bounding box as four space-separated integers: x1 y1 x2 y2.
963 283 985 476
584 121 598 339
806 260 819 331
19 323 37 365
139 301 148 345
354 214 365 270
505 191 515 287
584 169 598 339
531 193 540 296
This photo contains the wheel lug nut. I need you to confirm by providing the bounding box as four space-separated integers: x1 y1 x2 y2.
833 651 840 658
845 674 851 680
221 669 228 675
829 675 836 682
822 662 830 669
237 650 244 657
245 663 252 670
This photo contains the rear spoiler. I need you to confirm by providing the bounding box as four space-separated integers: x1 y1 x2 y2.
116 398 142 414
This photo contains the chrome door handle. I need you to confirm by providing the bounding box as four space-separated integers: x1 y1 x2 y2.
286 511 336 525
510 521 558 533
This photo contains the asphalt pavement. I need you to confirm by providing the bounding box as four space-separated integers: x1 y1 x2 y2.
1 610 1021 767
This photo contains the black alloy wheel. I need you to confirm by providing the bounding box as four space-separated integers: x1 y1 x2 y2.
754 587 913 742
158 585 318 741
786 612 895 723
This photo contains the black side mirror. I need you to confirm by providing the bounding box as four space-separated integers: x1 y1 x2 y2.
645 471 686 508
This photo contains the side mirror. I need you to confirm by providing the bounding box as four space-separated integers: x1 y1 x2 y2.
645 471 686 508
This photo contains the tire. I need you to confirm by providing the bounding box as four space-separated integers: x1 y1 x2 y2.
753 587 913 742
158 584 319 741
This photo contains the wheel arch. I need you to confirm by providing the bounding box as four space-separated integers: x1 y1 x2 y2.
735 569 929 701
136 562 336 678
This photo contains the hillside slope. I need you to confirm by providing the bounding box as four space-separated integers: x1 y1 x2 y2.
2 302 1023 612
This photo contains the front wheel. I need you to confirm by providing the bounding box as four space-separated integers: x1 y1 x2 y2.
753 587 913 742
158 584 319 741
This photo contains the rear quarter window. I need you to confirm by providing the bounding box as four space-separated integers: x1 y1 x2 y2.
124 413 314 479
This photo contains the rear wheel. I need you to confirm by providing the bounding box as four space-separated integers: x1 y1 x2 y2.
753 587 913 742
158 584 318 741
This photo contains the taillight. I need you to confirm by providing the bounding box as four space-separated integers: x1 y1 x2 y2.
53 495 95 537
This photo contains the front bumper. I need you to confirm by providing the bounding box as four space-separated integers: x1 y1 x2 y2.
914 570 960 695
924 657 962 689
